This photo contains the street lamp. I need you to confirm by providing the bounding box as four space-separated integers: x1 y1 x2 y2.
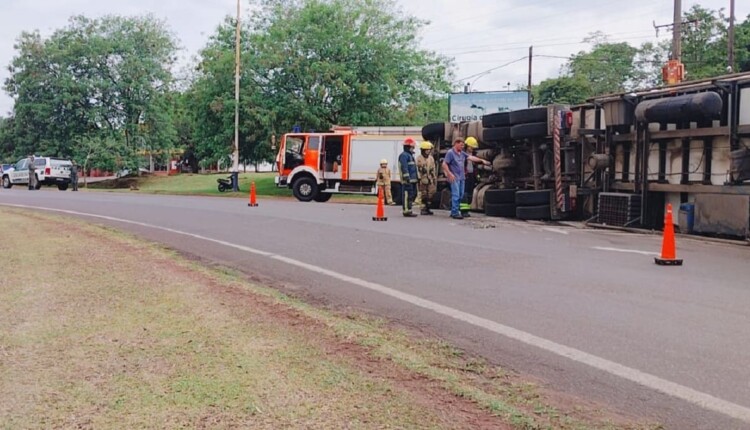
467 71 492 92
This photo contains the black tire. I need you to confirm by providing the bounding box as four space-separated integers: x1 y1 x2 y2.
515 190 551 206
484 189 516 204
217 183 228 192
314 192 332 202
516 204 551 220
510 122 548 140
2 176 11 189
421 122 445 141
34 176 42 190
482 112 511 128
510 107 547 125
485 202 516 218
391 183 403 206
292 176 318 202
57 183 68 191
483 127 511 142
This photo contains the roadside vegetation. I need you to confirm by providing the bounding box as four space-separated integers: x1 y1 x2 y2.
0 208 659 429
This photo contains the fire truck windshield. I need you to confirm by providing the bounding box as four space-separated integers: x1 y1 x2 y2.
284 136 304 170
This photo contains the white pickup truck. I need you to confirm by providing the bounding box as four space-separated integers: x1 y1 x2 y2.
2 157 73 190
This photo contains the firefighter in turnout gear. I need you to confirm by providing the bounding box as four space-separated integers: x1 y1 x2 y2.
417 141 437 215
375 159 393 205
398 138 419 217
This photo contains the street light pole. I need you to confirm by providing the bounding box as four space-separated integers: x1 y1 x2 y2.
728 0 736 72
232 0 241 191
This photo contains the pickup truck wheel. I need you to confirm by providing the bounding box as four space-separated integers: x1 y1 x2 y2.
2 176 11 189
34 176 42 190
485 202 516 218
292 176 318 202
516 204 551 220
515 190 551 206
313 192 332 202
58 183 69 191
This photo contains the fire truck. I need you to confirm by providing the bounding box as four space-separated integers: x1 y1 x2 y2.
275 126 422 202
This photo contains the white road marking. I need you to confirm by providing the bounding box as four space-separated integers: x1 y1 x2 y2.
541 227 569 235
3 202 750 423
593 246 660 256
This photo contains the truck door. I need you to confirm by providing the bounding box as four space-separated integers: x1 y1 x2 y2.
281 135 306 176
321 135 344 180
12 159 27 184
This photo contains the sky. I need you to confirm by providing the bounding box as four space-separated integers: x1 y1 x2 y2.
0 0 748 116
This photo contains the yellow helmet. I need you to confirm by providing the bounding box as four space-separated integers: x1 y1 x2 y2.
420 141 433 150
380 159 388 165
465 136 479 148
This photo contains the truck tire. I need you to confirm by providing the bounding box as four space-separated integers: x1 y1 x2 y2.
483 127 511 142
482 112 510 128
58 183 69 191
485 202 516 218
314 192 332 202
292 176 318 202
515 189 551 206
510 107 547 125
510 122 548 140
2 176 11 189
391 183 403 206
421 122 445 141
516 204 551 220
484 189 516 205
34 176 42 190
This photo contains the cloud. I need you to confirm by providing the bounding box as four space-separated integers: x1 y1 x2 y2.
1 0 748 115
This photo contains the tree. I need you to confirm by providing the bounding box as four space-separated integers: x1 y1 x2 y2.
680 5 728 79
565 33 641 96
732 14 750 72
3 15 179 168
533 76 592 105
187 0 453 166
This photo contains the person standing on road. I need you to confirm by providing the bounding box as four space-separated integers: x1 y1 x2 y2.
398 138 419 217
27 155 36 190
375 159 392 205
417 141 437 215
442 138 490 219
70 160 79 191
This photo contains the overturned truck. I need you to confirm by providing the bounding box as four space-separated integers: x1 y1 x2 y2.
422 71 750 238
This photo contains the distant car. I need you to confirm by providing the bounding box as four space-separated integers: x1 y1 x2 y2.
2 157 72 190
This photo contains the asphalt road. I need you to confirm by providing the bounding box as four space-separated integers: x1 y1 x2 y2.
2 188 749 429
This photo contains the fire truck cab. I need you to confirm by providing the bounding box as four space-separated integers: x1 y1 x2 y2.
275 126 421 202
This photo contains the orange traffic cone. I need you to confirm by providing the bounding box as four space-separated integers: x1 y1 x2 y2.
372 186 387 221
248 181 258 207
655 203 682 266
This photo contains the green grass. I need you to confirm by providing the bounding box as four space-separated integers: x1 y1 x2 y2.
89 172 291 197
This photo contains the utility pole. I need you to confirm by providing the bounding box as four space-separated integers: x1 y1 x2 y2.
671 0 682 61
232 0 241 192
527 46 533 92
728 0 736 72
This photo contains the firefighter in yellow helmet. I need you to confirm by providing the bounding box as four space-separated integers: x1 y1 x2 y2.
375 158 393 205
416 141 437 215
462 136 481 215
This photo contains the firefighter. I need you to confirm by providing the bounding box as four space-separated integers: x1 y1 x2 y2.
28 155 36 190
417 141 437 215
398 137 418 217
375 159 393 205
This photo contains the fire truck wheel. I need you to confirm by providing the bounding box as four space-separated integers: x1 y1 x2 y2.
516 204 551 220
509 107 548 125
391 183 403 206
510 122 548 140
515 189 551 206
292 176 318 202
314 192 332 202
485 202 516 218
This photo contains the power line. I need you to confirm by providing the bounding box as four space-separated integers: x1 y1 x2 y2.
452 56 529 83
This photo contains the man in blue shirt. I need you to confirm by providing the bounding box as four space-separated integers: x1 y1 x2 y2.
442 137 490 219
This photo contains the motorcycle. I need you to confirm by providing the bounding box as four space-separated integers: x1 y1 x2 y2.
217 176 234 192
